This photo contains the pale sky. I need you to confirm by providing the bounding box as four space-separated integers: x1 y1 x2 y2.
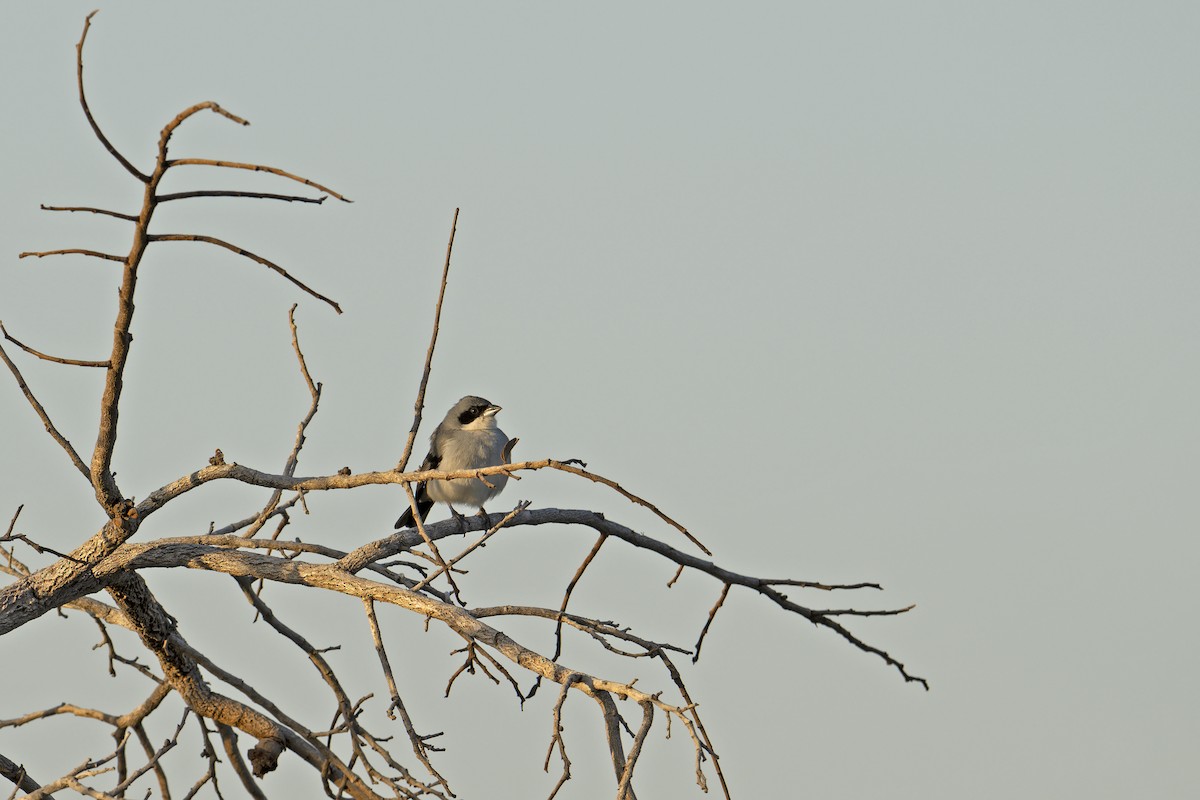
2 2 1197 798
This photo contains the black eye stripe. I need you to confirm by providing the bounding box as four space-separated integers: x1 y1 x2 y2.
458 405 487 425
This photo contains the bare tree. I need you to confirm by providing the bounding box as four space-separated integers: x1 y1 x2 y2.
0 13 925 800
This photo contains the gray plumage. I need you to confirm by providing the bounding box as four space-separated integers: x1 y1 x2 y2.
395 395 509 529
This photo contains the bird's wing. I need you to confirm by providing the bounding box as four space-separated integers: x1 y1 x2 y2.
395 443 442 529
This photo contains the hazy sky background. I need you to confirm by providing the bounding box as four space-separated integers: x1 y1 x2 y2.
2 2 1197 798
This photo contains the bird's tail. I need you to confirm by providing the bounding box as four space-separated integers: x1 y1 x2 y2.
395 491 434 530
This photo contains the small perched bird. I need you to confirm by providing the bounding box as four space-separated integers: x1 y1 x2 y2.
395 395 510 529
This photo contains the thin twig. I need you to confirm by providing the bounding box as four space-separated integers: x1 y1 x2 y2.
615 701 654 800
3 507 21 540
76 11 148 183
404 484 463 604
810 604 917 617
18 249 123 262
692 583 730 663
362 600 450 791
108 710 187 796
243 306 321 541
163 158 351 202
0 321 110 368
156 101 248 156
547 460 710 556
147 234 342 313
543 674 579 800
397 207 459 473
549 534 606 665
764 578 884 591
406 500 529 594
40 204 137 221
0 340 91 479
158 190 326 204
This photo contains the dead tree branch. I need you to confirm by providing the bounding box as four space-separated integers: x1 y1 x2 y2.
397 208 459 473
0 340 91 479
0 320 110 367
146 234 342 314
0 11 923 799
39 203 137 221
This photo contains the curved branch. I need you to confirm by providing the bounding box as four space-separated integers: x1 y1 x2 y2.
157 102 248 161
163 158 351 202
135 459 705 558
76 11 148 183
0 321 110 368
100 545 688 712
241 306 321 541
0 340 91 479
147 234 342 314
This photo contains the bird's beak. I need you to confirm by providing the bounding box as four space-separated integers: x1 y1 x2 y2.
483 404 501 417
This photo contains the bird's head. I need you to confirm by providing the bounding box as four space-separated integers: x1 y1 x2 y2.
449 395 502 430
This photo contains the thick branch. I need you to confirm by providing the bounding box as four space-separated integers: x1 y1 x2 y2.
0 751 45 795
98 545 686 712
106 574 289 779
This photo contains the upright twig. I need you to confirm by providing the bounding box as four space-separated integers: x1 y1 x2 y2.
397 207 459 473
543 673 579 800
692 582 731 663
403 485 463 604
76 11 147 183
362 600 450 793
615 701 654 800
243 305 321 541
406 500 530 594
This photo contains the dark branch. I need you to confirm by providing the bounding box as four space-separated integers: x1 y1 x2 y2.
0 321 110 368
147 234 342 314
163 158 351 202
158 190 327 204
40 204 137 222
397 208 458 472
0 341 91 479
76 11 148 183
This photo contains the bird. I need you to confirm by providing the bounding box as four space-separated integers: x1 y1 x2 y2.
395 395 510 529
